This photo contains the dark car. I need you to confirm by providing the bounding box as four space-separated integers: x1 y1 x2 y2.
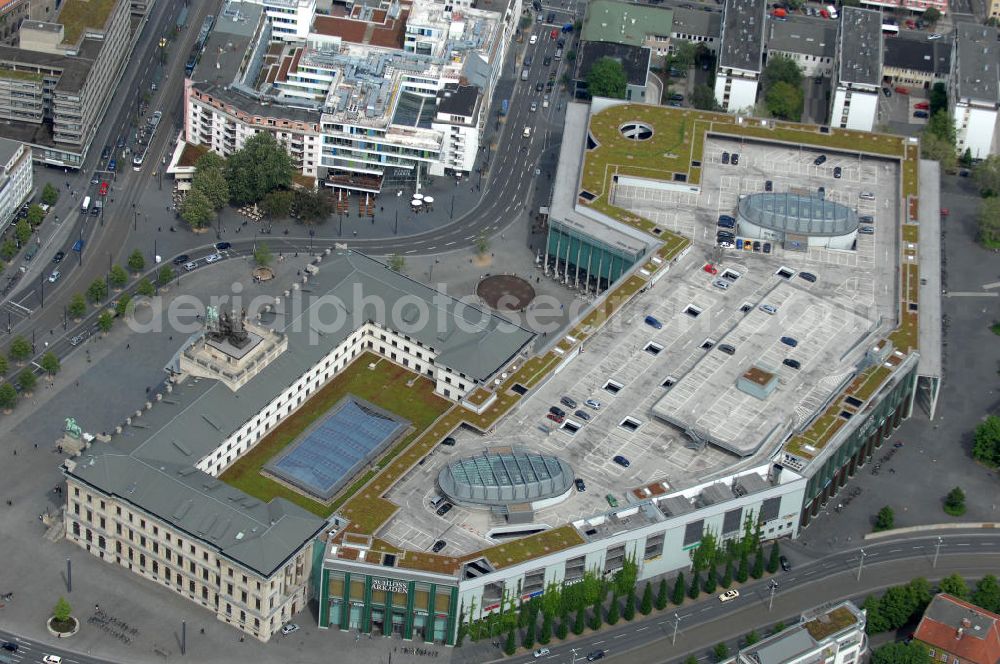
668 93 684 102
782 358 801 369
101 145 111 160
721 151 730 164
436 502 453 516
833 166 842 179
814 154 827 165
557 38 565 48
535 82 544 92
613 455 631 467
172 254 190 265
752 241 761 251
547 11 555 22
441 436 456 446
780 336 799 348
645 315 663 329
52 251 65 263
718 215 736 228
765 179 773 192
543 56 551 66
763 242 772 254
913 110 929 119
549 406 566 418
524 55 533 67
779 555 791 571
215 241 231 251
799 272 817 283
560 396 577 409
882 87 892 97
1 642 17 652
730 153 739 166
587 651 606 661
431 540 447 553
574 478 586 492
718 343 736 355
817 186 825 197
116 135 126 148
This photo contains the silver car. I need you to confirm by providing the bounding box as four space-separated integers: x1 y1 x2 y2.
759 303 777 315
712 279 730 290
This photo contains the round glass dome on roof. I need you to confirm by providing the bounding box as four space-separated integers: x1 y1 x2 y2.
737 193 859 237
438 448 574 507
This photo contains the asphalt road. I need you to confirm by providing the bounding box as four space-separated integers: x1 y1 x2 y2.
451 532 1000 664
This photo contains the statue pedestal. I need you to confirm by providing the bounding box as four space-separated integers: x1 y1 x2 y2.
56 434 87 456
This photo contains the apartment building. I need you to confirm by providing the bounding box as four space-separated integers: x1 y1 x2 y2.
580 0 674 59
431 84 483 176
670 6 720 54
0 137 31 233
245 0 316 40
184 0 511 192
725 601 868 664
914 594 1000 664
831 7 882 131
714 0 767 113
857 0 947 16
950 24 999 160
0 0 133 167
766 19 836 79
882 34 951 90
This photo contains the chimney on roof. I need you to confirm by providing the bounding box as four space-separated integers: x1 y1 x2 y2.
956 627 964 640
961 618 972 628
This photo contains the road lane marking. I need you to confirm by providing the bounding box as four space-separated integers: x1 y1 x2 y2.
889 548 902 552
613 634 626 639
636 626 648 631
593 640 605 645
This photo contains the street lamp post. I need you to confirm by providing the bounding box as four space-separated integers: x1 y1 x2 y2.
933 537 943 568
768 579 779 611
672 612 685 645
570 647 578 664
394 209 398 235
856 549 867 581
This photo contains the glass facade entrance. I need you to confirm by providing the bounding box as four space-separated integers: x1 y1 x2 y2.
318 569 459 645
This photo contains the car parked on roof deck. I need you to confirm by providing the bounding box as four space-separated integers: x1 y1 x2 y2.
574 478 586 491
760 304 778 315
780 336 798 347
799 272 817 283
432 540 447 553
613 455 631 467
585 399 602 410
574 409 590 421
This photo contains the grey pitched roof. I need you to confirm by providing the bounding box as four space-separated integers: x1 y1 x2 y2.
66 251 533 576
767 19 836 59
954 23 1000 103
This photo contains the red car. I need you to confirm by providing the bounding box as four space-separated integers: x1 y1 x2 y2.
895 86 909 95
914 102 929 110
98 181 109 196
904 19 916 28
550 28 558 39
546 413 564 424
703 263 718 275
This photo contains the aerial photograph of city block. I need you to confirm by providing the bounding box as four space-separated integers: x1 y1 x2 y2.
0 0 998 662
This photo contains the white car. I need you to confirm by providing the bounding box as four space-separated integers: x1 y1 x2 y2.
281 623 300 635
718 589 740 603
48 269 61 283
759 304 777 315
533 647 551 658
712 279 729 291
204 253 222 263
183 261 197 271
43 656 63 664
859 191 875 200
529 34 538 44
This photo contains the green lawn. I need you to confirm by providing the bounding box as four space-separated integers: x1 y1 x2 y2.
220 352 451 517
58 0 118 45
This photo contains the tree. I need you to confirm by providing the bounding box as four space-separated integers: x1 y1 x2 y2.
640 582 653 615
586 57 628 99
672 573 686 605
137 277 155 297
26 205 44 227
254 242 273 267
691 84 718 111
109 264 128 289
157 265 175 287
863 595 889 634
872 641 932 664
765 81 804 121
573 606 586 635
192 166 229 210
929 81 948 115
180 187 215 229
751 548 765 579
475 233 489 256
0 239 15 261
922 7 941 25
669 41 698 70
17 368 36 392
655 578 668 611
920 132 957 171
972 575 1000 613
127 249 145 273
0 354 8 375
88 278 108 303
41 182 59 206
939 574 970 600
703 565 718 593
623 589 636 621
763 54 803 90
606 594 620 625
15 218 31 245
978 198 1000 250
688 571 701 600
68 293 86 319
40 352 59 377
555 617 568 640
261 189 295 220
925 110 956 145
590 597 602 631
116 294 131 318
720 559 733 588
53 597 72 622
771 621 786 634
744 629 760 646
538 613 552 644
9 335 31 362
225 131 294 205
386 254 405 272
293 189 332 224
972 155 1000 197
874 506 895 532
97 310 114 333
0 382 16 410
504 627 516 656
767 542 781 574
736 551 749 583
523 620 535 649
944 486 966 516
712 642 730 662
961 147 974 168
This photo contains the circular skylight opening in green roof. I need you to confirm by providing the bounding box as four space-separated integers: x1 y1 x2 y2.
620 122 654 141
